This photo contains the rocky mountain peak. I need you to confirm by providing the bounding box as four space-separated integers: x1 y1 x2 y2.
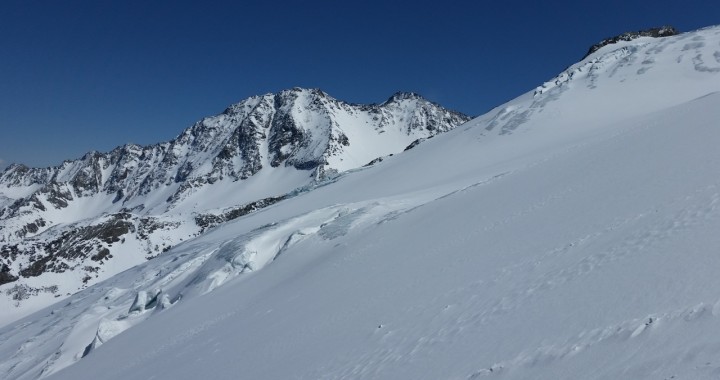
583 26 678 59
1 163 29 178
385 91 425 104
285 87 326 96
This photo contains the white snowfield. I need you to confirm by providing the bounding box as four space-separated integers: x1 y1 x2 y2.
2 25 720 380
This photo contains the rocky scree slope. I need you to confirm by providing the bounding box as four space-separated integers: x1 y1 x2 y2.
0 88 469 323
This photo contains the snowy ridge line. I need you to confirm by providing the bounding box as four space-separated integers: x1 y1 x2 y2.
468 299 720 378
582 26 678 59
534 45 641 96
472 26 720 140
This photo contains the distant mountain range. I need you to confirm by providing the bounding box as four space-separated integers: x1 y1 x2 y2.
0 88 469 321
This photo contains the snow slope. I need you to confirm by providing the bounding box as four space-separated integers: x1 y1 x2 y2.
2 25 720 380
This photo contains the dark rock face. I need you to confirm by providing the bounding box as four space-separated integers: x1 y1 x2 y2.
268 111 306 168
195 195 287 231
583 26 678 59
4 284 58 304
15 219 47 240
0 212 187 290
0 264 18 285
11 213 135 278
404 138 426 151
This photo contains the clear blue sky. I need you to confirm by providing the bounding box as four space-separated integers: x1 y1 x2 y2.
1 0 717 169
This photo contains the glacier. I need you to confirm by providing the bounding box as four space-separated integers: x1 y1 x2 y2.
1 25 720 380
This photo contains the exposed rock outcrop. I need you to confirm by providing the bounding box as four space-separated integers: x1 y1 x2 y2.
583 26 678 59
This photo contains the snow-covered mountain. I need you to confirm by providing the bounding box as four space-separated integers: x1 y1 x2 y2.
582 25 678 58
2 25 720 380
0 88 469 324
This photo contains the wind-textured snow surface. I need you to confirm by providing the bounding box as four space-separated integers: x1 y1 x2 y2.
2 26 720 380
